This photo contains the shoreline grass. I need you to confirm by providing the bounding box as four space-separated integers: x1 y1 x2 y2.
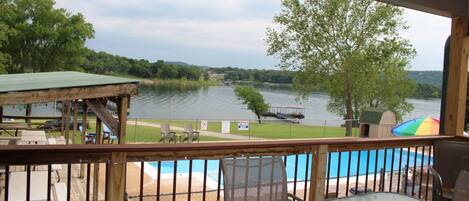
138 119 360 139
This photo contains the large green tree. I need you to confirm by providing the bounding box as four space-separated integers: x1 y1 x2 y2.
0 22 9 74
266 0 416 136
0 0 94 73
234 86 270 123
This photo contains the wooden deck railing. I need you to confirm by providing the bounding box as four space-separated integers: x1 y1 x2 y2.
0 135 460 201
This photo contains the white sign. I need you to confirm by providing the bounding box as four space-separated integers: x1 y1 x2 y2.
221 120 231 134
237 121 250 131
200 120 208 130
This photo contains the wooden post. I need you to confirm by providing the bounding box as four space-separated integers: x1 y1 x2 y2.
444 16 469 136
117 96 129 144
73 101 78 144
96 118 102 145
81 103 88 144
64 101 71 144
25 104 32 126
309 145 328 201
61 101 65 136
92 117 102 201
106 152 127 201
0 105 3 123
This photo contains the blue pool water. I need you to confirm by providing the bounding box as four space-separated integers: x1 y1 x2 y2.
148 148 431 181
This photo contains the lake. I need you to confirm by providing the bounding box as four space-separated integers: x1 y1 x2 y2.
129 84 441 126
3 84 441 127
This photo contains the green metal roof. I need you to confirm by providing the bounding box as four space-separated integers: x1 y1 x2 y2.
360 107 388 124
0 71 139 93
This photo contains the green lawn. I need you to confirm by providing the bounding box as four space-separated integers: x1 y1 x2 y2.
22 120 230 143
137 119 359 139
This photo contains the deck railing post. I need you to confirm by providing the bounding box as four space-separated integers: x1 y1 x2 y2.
309 145 328 201
106 152 127 201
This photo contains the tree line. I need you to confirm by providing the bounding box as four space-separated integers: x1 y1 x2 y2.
209 67 295 84
82 49 204 80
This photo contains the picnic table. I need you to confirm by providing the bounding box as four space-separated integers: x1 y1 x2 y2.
0 123 29 136
20 130 47 144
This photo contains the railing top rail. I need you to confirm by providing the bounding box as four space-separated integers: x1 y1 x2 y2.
0 135 457 164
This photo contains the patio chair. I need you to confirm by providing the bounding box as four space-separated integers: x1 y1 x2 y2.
78 125 96 144
159 124 176 144
220 156 304 201
182 124 199 143
453 170 469 201
102 124 118 144
429 166 452 201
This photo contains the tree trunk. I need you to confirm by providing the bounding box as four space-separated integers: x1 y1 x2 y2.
345 71 354 137
257 114 262 124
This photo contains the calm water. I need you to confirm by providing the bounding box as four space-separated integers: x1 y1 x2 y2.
130 85 441 126
149 149 431 180
3 84 441 126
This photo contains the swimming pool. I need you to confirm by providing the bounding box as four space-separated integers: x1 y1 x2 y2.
147 148 431 182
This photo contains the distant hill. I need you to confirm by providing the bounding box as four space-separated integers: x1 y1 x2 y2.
407 71 443 88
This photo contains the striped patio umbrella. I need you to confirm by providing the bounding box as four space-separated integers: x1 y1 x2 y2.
391 116 439 136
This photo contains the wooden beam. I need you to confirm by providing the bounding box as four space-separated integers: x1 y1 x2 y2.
0 106 3 123
0 84 138 105
81 104 88 145
96 118 102 145
117 96 129 144
377 0 467 18
64 101 71 145
86 99 119 136
309 145 328 201
25 104 32 126
444 16 469 136
2 115 61 120
93 117 102 201
0 136 453 165
105 152 127 201
61 102 65 136
73 101 78 144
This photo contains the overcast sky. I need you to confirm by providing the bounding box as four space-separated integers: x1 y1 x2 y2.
55 0 450 71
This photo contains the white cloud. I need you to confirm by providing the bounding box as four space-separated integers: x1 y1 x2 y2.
92 16 272 52
55 0 452 70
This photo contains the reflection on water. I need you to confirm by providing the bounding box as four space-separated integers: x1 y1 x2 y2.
2 84 441 126
129 84 441 126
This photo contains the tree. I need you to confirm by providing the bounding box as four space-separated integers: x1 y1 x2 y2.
266 0 416 136
234 86 269 123
0 0 94 73
0 22 9 74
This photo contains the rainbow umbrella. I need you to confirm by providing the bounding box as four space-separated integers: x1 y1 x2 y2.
392 116 439 136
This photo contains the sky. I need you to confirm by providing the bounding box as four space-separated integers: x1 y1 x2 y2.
55 0 450 71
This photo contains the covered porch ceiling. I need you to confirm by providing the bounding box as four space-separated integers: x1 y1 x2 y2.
379 0 467 17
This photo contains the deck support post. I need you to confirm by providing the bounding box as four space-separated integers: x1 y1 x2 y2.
444 16 469 136
92 117 102 201
117 96 129 144
0 105 3 123
73 100 78 144
25 104 31 126
64 101 71 144
106 152 127 201
309 145 328 201
81 103 88 144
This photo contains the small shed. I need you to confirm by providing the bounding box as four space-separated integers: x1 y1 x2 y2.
359 108 397 138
